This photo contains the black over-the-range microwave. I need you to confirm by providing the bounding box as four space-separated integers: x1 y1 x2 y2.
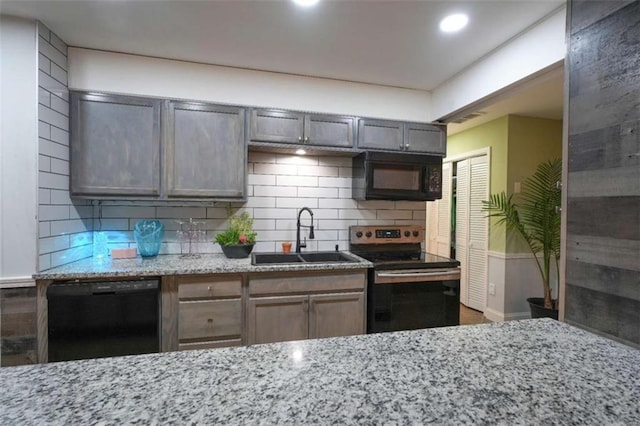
352 151 442 201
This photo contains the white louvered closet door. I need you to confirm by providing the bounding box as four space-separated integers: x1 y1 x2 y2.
467 155 489 312
456 155 488 312
455 160 469 307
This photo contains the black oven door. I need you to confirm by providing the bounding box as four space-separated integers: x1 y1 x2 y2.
367 270 460 333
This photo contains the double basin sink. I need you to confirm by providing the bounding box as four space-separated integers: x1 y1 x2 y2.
251 251 360 265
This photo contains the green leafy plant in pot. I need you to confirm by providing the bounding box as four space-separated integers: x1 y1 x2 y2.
482 159 561 316
214 211 257 258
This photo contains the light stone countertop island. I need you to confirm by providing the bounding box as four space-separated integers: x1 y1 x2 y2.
1 319 639 424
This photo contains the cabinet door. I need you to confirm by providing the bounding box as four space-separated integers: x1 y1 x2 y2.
309 292 364 339
405 123 446 155
305 114 355 148
166 102 245 198
249 109 304 144
357 119 404 151
70 92 161 197
247 296 308 344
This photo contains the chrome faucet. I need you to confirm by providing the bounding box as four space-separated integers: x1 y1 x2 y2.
296 207 315 253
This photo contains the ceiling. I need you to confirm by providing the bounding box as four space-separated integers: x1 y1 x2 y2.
1 0 565 129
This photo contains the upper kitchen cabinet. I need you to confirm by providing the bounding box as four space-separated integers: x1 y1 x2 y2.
358 118 446 155
165 101 246 199
249 109 356 149
70 92 161 197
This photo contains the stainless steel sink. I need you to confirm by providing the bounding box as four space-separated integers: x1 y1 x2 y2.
251 251 359 265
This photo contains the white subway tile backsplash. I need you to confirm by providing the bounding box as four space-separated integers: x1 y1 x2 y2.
318 240 348 251
339 188 352 198
317 219 358 230
39 188 51 205
253 163 297 175
39 221 51 238
297 187 338 198
413 210 426 220
39 235 70 255
39 205 70 221
276 197 318 209
253 208 297 219
97 218 129 231
277 155 318 166
245 197 277 208
37 22 50 41
155 206 207 219
206 207 232 219
309 230 339 241
396 201 426 210
339 167 352 178
39 121 50 139
377 210 413 220
253 185 297 197
49 32 67 56
339 209 377 220
50 190 72 205
311 209 339 219
39 138 69 160
39 155 51 172
252 219 276 230
358 200 395 210
50 62 68 85
276 175 317 187
275 219 297 230
38 71 66 101
39 104 68 131
39 254 51 271
248 174 276 186
318 177 351 188
50 245 92 269
49 127 69 146
254 241 276 252
297 165 339 177
356 219 393 226
39 171 68 190
51 219 91 236
51 94 69 117
318 198 358 209
38 39 67 70
70 206 93 220
50 158 69 175
38 86 50 105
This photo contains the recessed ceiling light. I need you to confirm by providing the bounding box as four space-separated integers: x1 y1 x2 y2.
292 0 319 7
439 14 469 33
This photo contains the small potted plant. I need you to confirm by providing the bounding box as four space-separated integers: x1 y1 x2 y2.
482 158 561 319
215 211 257 259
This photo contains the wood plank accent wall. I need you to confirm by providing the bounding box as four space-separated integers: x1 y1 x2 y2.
564 0 640 346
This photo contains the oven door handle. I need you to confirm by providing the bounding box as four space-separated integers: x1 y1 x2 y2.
377 269 459 278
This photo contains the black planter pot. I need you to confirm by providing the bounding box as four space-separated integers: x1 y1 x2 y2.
221 244 254 259
527 297 559 320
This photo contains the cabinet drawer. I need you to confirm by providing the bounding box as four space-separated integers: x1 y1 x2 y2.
178 339 241 352
178 276 242 299
249 271 365 296
179 299 241 341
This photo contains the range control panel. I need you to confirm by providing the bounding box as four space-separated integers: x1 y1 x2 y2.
349 225 424 244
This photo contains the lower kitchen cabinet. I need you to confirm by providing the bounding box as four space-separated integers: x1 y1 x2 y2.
176 275 243 350
246 270 366 345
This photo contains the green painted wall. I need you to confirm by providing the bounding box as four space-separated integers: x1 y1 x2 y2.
447 116 509 252
446 115 562 253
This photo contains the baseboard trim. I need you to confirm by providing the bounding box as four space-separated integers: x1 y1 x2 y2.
484 307 531 322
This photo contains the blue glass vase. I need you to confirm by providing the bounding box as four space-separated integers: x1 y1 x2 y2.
134 220 164 257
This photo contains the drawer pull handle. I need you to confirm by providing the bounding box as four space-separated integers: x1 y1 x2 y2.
207 318 213 323
207 286 212 291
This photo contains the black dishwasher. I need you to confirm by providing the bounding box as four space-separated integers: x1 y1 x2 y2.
47 279 160 362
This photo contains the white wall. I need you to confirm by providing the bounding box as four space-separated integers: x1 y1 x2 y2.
431 5 566 120
0 16 38 285
68 48 432 123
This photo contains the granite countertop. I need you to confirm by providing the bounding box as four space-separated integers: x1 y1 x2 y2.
33 252 372 280
2 319 639 424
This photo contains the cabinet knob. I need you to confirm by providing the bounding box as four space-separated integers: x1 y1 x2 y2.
405 144 410 149
400 143 404 149
207 286 212 291
207 318 213 323
304 137 309 143
298 136 303 142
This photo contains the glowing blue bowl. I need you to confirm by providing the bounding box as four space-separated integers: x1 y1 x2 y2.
134 220 164 257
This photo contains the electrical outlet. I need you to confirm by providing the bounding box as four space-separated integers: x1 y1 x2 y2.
488 282 496 296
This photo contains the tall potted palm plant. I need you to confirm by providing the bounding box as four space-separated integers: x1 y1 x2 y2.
482 159 561 315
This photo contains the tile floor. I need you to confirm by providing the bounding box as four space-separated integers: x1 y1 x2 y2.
459 304 492 325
